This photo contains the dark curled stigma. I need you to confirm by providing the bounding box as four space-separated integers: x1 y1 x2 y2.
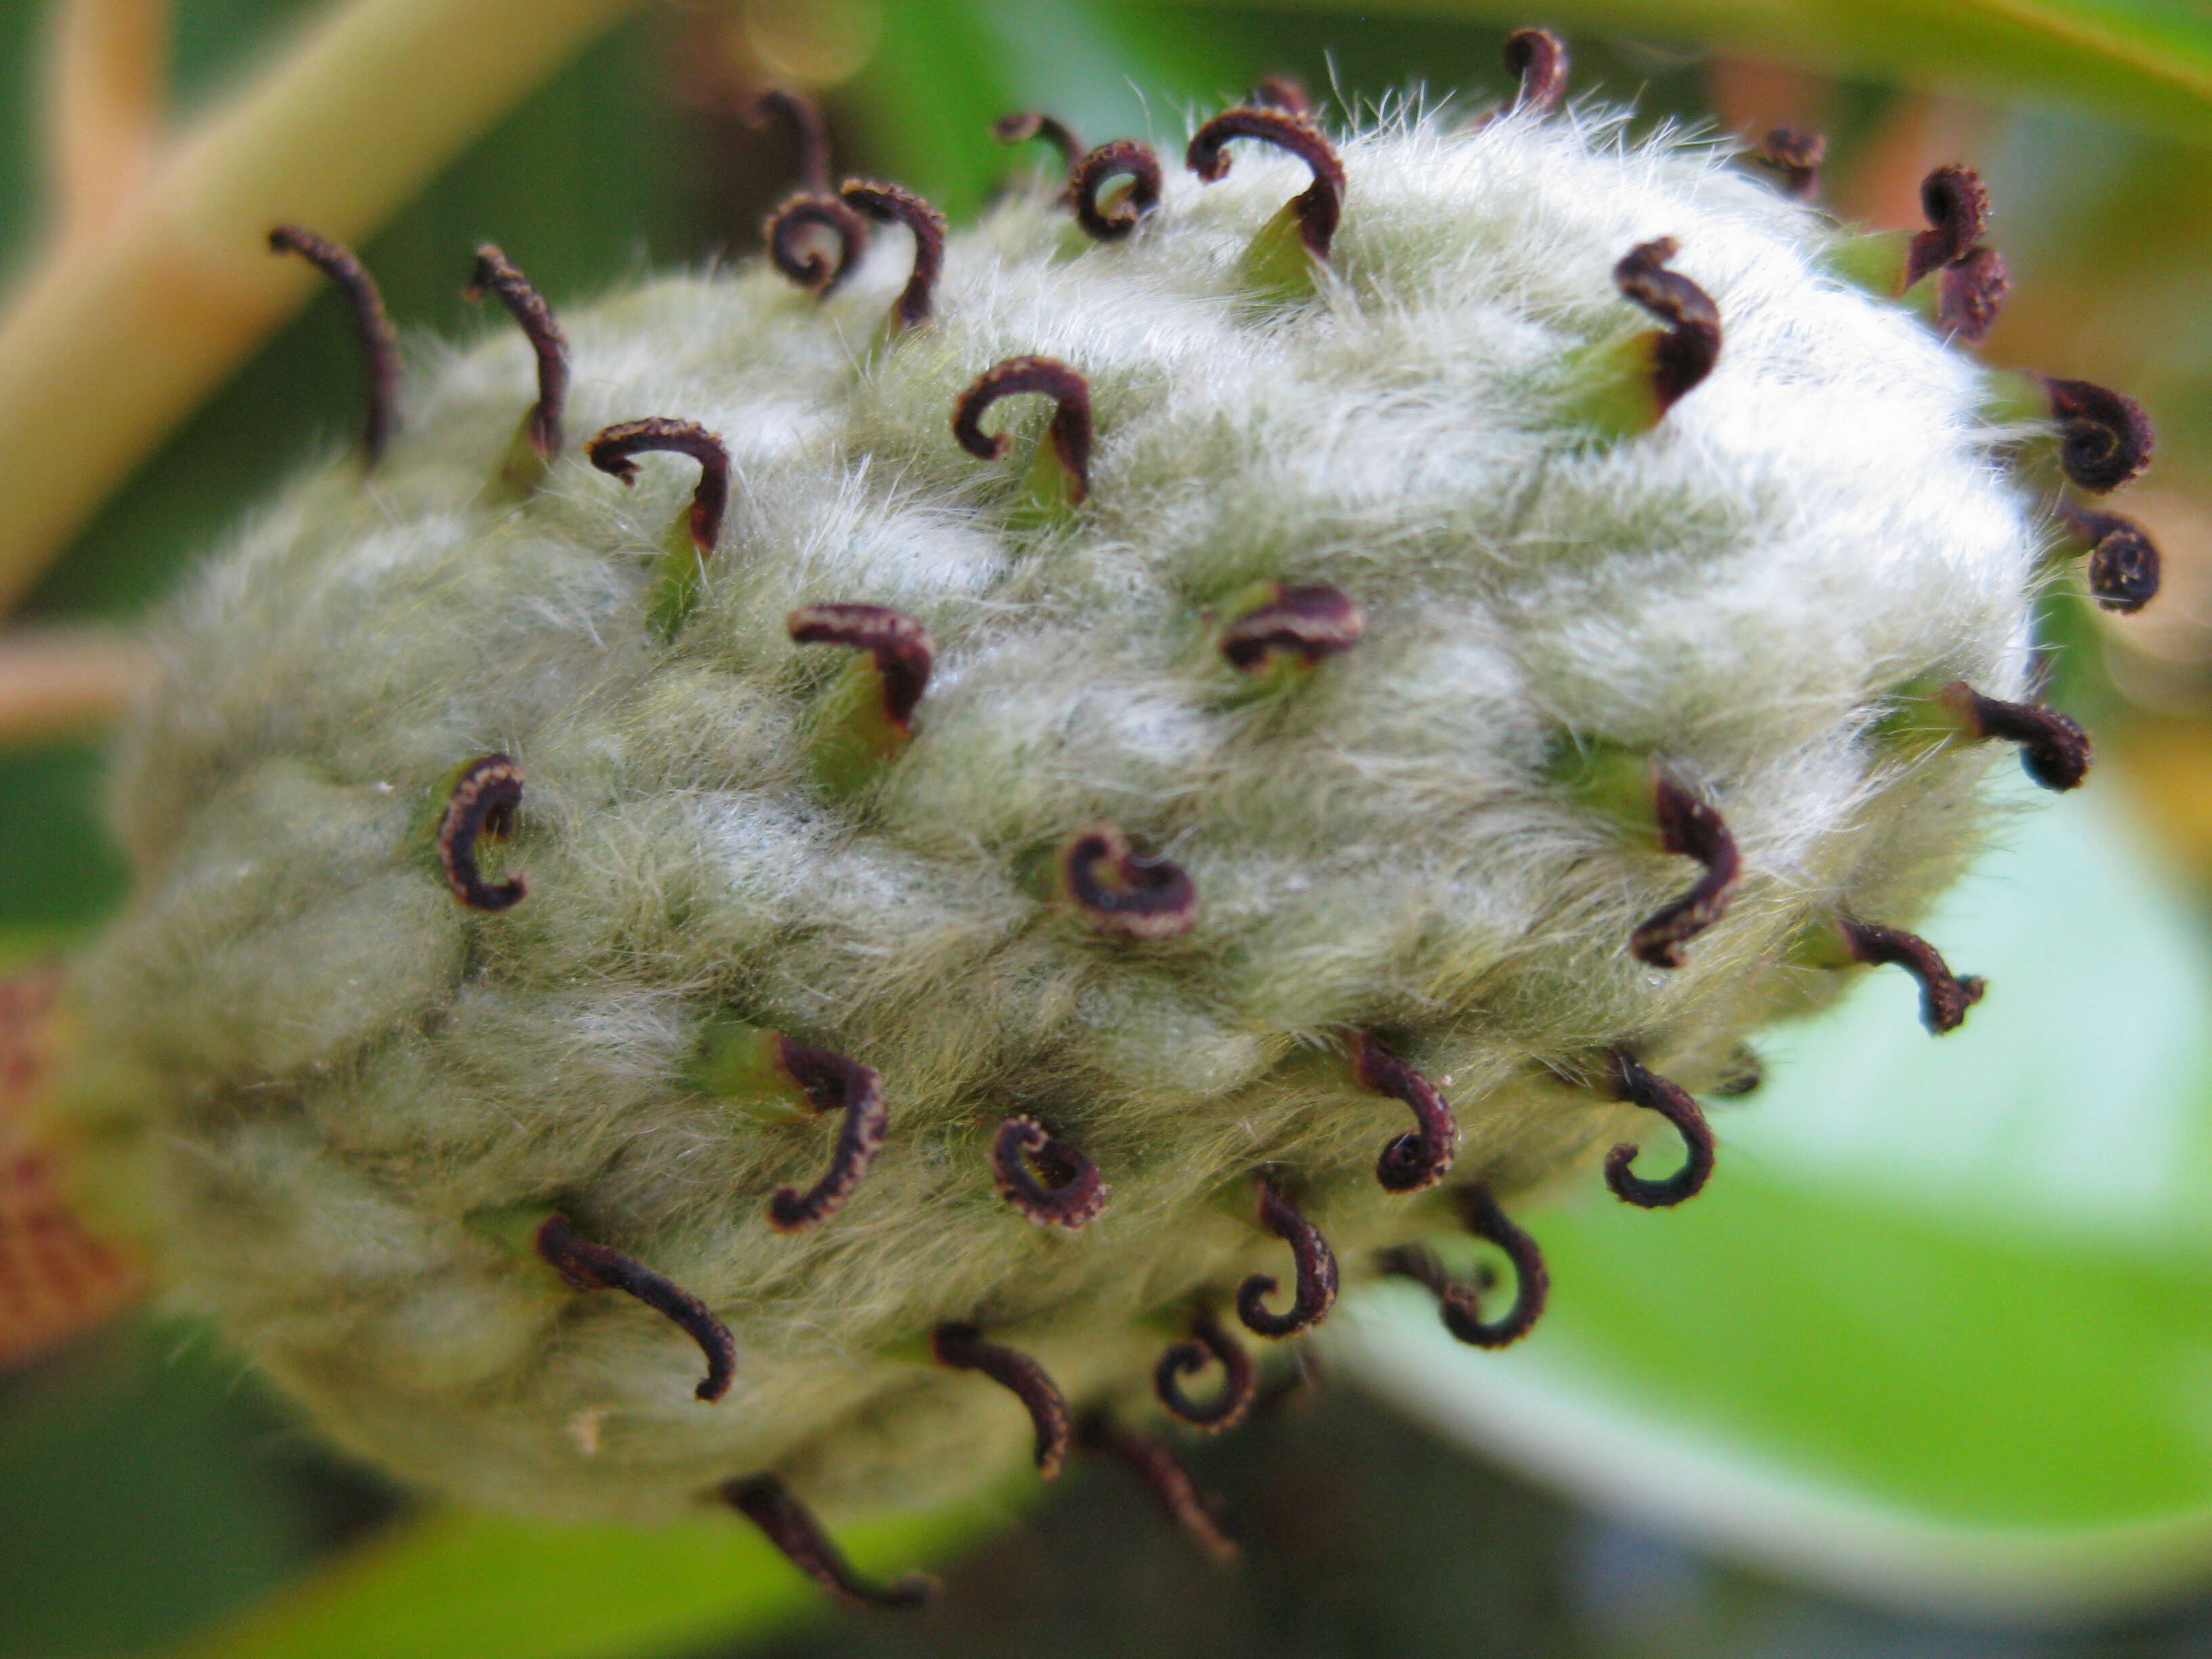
1154 1308 1256 1431
586 417 731 554
1218 583 1364 671
1376 1183 1550 1348
1251 75 1315 120
1352 1029 1461 1193
436 754 527 912
1236 1180 1340 1338
268 224 398 466
1714 1045 1765 1099
1504 28 1570 116
1937 247 2010 346
1604 1048 1717 1208
464 243 568 458
1904 164 1991 288
722 1474 937 1608
1078 1413 1240 1563
2058 501 2161 613
1071 139 1164 242
1187 106 1347 260
1629 771 1741 969
933 1323 1072 1478
1059 825 1197 939
2041 376 2154 494
1837 914 1986 1036
1614 238 1721 415
953 354 1094 503
764 193 872 295
765 1038 890 1233
747 87 833 192
839 181 945 329
786 603 933 729
994 110 1083 172
1942 680 2091 791
1751 127 1826 201
533 1214 735 1401
991 1114 1110 1229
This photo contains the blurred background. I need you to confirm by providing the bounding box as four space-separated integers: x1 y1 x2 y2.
7 1 2212 1654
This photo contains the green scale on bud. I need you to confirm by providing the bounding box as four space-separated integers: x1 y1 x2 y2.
52 39 2165 1600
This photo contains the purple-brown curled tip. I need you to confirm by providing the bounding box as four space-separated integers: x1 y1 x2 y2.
1504 28 1569 116
933 1323 1072 1478
1059 825 1197 939
1251 75 1315 120
2040 376 2154 495
786 603 933 731
1936 246 2009 345
953 355 1093 503
1605 1048 1717 1208
1376 1183 1550 1349
745 88 833 192
1938 680 2091 791
764 193 871 295
991 1115 1110 1229
1837 914 1986 1035
534 1214 735 1401
1153 1308 1256 1431
268 224 398 466
1235 1181 1339 1338
1078 1414 1240 1563
436 754 527 912
994 110 1083 171
1186 106 1346 259
1351 1030 1461 1193
1614 238 1721 415
465 243 569 459
1071 139 1164 242
839 180 945 330
1905 164 1991 288
585 418 731 556
1218 583 1364 672
764 1038 889 1232
1750 127 1826 201
722 1474 937 1607
1629 771 1740 968
2057 501 2161 613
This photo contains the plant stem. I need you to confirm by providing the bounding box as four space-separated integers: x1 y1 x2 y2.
43 0 170 250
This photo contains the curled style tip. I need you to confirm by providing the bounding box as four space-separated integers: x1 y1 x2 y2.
764 193 871 295
764 1039 890 1232
1837 914 1986 1035
746 88 832 192
1604 1048 1717 1208
1377 1184 1550 1349
1504 28 1570 116
1059 825 1197 938
953 355 1093 501
1752 127 1826 201
1154 1309 1256 1431
436 754 527 912
1938 680 2091 791
1251 75 1315 120
1352 1031 1461 1193
586 418 731 554
1078 1414 1240 1563
933 1323 1072 1477
1629 772 1741 968
465 244 569 458
1937 245 2010 344
268 225 398 466
994 110 1083 170
787 603 933 730
839 181 945 329
723 1475 937 1608
1187 106 1346 258
1218 583 1364 670
2040 376 2154 494
1071 139 1164 242
1614 238 1721 415
534 1215 735 1401
2058 502 2161 613
1905 164 1991 288
991 1115 1110 1229
1236 1181 1340 1337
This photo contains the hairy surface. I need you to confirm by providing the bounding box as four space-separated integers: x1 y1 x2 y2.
60 105 2035 1523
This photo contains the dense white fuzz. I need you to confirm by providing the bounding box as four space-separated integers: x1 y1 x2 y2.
61 104 2039 1523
